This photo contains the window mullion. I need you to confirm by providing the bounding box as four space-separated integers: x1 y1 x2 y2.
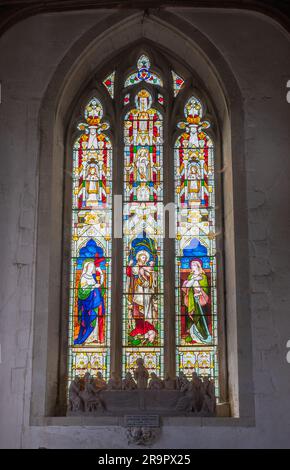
163 94 176 379
110 86 124 380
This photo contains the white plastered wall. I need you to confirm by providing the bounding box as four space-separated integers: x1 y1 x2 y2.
0 7 290 448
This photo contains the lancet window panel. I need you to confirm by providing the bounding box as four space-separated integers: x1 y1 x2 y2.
174 95 219 398
122 86 165 378
68 97 113 384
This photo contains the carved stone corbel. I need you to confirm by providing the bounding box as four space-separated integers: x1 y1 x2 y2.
127 426 160 446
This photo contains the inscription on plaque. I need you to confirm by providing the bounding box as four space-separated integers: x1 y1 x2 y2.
125 415 159 427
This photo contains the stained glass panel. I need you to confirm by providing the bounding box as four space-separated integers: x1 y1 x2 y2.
157 93 164 105
175 96 219 397
172 71 185 97
123 93 130 106
123 89 164 377
125 54 163 88
68 98 112 387
103 71 115 98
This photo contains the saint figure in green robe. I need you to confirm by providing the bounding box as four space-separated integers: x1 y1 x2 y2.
182 259 212 344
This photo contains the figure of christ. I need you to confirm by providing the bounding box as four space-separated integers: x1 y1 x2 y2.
135 147 151 181
85 160 108 207
78 154 108 208
131 90 159 148
136 182 150 201
187 161 202 204
86 162 100 206
87 126 99 149
126 250 158 344
181 259 212 344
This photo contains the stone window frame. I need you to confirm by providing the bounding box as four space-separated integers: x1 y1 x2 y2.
31 10 255 426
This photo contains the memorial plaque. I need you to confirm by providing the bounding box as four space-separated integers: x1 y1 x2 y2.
125 415 160 428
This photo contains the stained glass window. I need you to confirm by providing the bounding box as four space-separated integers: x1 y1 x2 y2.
123 89 164 377
68 98 112 384
174 96 219 396
67 54 222 402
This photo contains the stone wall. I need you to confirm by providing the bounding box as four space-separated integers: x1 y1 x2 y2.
0 7 290 448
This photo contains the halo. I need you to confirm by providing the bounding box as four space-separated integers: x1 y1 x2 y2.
136 250 150 262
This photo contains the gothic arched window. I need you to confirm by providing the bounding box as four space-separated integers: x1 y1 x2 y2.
68 51 223 400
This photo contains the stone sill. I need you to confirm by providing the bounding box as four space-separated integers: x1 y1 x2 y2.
30 403 255 427
30 416 255 427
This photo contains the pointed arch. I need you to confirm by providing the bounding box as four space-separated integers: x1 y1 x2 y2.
32 11 253 421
